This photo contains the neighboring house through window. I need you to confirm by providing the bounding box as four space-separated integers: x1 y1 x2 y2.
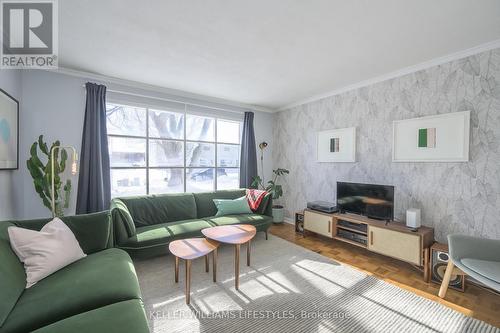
106 103 241 197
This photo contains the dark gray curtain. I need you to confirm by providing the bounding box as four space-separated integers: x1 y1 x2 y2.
240 111 258 188
76 82 111 214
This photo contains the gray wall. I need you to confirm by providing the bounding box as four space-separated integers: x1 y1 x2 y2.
0 70 22 220
14 70 274 219
274 48 500 242
15 70 86 219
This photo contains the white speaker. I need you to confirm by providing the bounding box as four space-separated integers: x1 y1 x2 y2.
406 208 421 230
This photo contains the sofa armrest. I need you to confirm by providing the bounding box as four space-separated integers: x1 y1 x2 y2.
110 199 137 243
13 211 112 254
263 194 273 217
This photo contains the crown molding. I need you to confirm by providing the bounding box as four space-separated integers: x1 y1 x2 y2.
43 67 276 113
279 39 500 111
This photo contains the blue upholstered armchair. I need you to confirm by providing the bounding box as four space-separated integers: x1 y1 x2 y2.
439 234 500 298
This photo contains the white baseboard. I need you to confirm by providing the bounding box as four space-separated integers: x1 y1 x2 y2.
283 217 294 225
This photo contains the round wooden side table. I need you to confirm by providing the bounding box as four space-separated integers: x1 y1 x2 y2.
202 224 256 290
168 238 219 304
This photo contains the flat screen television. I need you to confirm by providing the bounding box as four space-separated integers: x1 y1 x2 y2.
337 182 394 220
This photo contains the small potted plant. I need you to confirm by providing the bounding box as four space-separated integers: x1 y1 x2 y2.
252 168 289 223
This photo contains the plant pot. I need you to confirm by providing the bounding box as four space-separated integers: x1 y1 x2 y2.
272 206 284 223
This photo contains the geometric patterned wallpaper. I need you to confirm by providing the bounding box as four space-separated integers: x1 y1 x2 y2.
273 48 500 242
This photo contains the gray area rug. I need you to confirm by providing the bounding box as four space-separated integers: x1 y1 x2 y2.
134 234 499 333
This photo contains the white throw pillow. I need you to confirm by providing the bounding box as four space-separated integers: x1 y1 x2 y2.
8 217 86 288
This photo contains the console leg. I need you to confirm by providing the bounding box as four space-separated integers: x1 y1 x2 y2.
423 248 430 282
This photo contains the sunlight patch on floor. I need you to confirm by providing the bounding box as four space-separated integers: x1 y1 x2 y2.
292 259 366 291
151 294 187 309
257 270 302 293
194 290 244 312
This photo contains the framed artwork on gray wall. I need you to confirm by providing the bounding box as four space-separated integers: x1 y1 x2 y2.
392 111 470 162
317 127 356 162
0 88 19 170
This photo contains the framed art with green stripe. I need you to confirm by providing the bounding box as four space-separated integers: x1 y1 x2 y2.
393 111 470 162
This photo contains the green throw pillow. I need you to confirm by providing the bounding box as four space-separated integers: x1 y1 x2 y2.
213 196 253 217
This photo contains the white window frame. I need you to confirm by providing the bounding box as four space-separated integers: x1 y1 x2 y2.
107 102 242 196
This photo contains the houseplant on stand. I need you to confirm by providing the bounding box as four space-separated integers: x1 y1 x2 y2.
252 168 289 223
26 135 78 217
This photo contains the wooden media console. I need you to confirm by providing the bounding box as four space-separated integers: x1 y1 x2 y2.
303 209 434 280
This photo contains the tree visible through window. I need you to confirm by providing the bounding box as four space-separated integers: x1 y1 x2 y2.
106 103 241 197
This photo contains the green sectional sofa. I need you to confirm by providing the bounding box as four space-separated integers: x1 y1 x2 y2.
111 189 273 258
0 211 149 333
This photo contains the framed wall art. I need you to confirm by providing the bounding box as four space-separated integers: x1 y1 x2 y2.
0 88 19 170
393 111 470 162
317 127 356 162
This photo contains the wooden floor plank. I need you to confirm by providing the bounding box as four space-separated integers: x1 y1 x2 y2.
269 223 500 328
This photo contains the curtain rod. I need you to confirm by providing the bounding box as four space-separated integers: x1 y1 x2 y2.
82 85 245 115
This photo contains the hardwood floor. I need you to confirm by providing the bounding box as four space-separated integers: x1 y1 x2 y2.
269 222 500 328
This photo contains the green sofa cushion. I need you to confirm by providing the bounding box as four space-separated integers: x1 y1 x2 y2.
119 193 197 227
120 224 171 249
207 214 273 227
166 219 214 238
120 219 213 249
0 222 26 328
31 300 149 333
193 189 245 218
11 211 112 254
1 248 141 333
213 196 253 216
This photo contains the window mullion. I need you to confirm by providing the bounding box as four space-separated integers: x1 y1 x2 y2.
108 103 242 196
107 133 148 140
145 108 150 195
183 105 187 193
214 120 218 191
237 144 241 185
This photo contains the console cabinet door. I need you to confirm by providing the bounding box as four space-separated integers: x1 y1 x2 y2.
304 210 333 238
368 226 421 265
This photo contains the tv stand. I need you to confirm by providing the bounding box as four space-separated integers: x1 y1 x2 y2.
303 209 434 280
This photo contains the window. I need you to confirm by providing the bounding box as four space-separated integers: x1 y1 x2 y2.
106 103 241 197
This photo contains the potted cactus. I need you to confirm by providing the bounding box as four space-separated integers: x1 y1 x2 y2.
26 135 72 217
252 168 290 223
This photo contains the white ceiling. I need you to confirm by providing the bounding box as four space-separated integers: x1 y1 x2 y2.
60 0 500 110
